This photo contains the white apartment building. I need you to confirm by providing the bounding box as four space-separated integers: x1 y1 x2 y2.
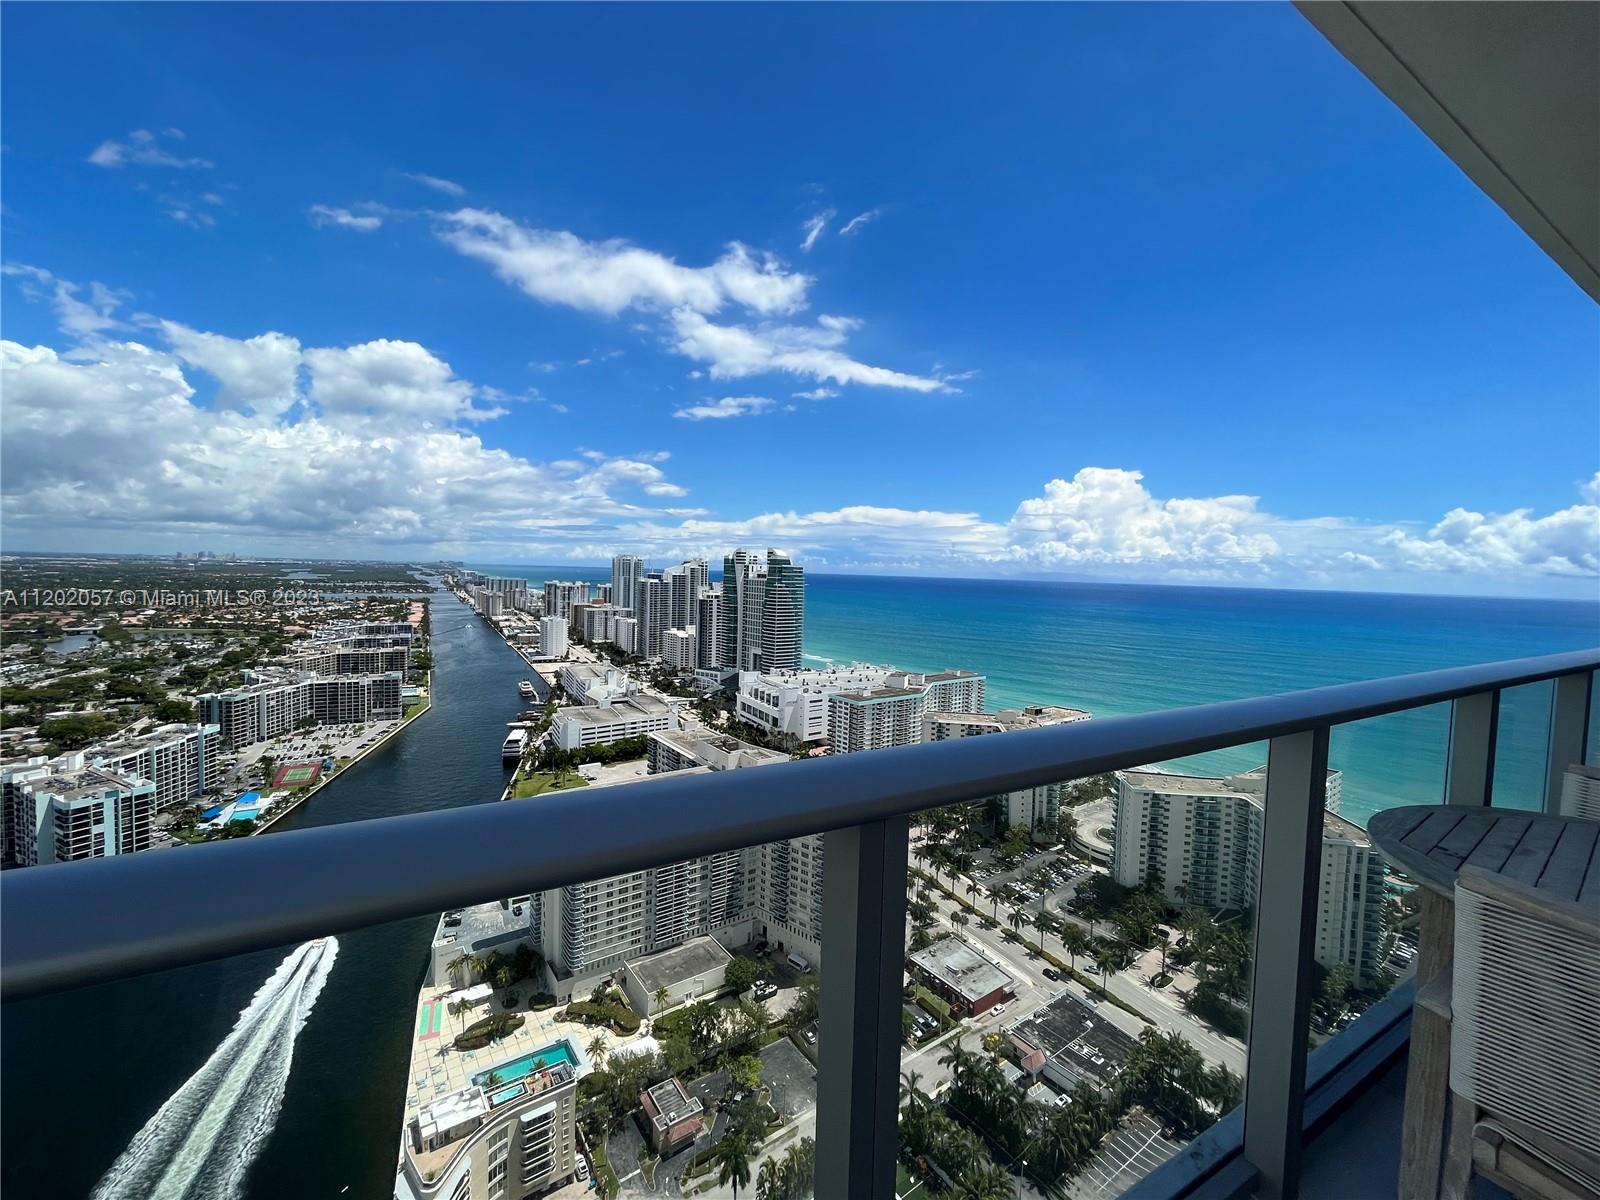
1111 767 1386 981
198 668 403 748
533 730 816 991
827 687 927 754
735 664 896 742
610 554 644 613
541 580 590 619
396 1033 586 1200
925 706 1092 837
538 616 568 659
5 766 157 866
82 721 221 811
198 675 313 748
581 603 626 645
613 616 638 656
662 628 697 670
886 669 987 713
557 663 637 707
551 696 677 751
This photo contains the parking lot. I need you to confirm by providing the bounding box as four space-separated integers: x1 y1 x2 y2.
1066 1111 1184 1199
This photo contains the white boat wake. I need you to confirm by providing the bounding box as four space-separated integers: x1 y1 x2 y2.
91 938 339 1200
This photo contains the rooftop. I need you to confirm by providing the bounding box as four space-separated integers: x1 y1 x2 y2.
558 695 674 726
432 899 532 956
1007 989 1138 1084
625 935 732 993
908 935 1014 1004
642 1077 705 1130
928 706 1092 730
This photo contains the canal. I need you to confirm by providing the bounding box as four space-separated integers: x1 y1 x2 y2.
1 595 530 1199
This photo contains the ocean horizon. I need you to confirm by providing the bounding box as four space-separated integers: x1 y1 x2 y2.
470 564 1599 826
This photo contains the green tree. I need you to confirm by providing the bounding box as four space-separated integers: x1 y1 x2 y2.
1095 946 1120 998
724 956 759 994
652 985 670 1015
717 1134 754 1198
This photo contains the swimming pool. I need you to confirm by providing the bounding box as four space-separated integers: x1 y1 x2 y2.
489 1083 525 1106
472 1040 578 1090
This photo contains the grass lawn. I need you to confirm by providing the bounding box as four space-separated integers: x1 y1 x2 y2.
403 699 429 720
512 770 588 799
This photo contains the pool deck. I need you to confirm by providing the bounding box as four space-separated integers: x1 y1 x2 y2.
401 976 629 1137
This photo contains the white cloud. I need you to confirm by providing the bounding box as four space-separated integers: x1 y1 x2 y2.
7 265 1591 593
87 129 212 170
668 309 945 392
403 172 466 197
1376 478 1600 577
159 322 302 417
673 396 774 421
800 209 835 253
793 387 838 400
840 208 882 236
436 209 811 317
1 264 128 337
309 204 384 232
431 207 953 394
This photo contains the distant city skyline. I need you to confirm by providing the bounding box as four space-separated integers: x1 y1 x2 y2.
2 5 1596 598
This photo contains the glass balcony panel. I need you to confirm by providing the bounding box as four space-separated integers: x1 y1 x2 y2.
1491 680 1553 811
908 758 1253 1198
1308 703 1450 1058
1 824 822 1200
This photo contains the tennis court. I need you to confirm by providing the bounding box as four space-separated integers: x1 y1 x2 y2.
416 1000 443 1041
273 761 323 787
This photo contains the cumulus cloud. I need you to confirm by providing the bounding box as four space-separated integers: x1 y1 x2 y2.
87 129 212 170
402 172 466 196
840 208 882 236
4 265 1592 592
0 270 693 552
800 209 835 253
1376 477 1600 577
309 204 384 232
673 396 774 421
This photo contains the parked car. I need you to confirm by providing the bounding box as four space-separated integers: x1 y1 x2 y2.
1041 967 1060 981
991 1002 1007 1017
802 1026 818 1045
753 981 778 1000
575 1153 590 1181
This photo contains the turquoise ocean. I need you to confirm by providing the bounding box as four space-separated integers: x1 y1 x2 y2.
471 566 1599 827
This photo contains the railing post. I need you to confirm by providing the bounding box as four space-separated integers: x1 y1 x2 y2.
1545 672 1593 813
1445 690 1500 807
1244 728 1330 1200
818 817 910 1200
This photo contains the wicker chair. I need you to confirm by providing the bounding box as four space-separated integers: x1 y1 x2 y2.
1444 865 1600 1200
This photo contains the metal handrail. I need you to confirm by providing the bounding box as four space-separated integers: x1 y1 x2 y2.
2 647 1594 1002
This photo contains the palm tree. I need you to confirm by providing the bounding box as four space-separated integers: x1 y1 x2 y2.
652 985 670 1015
717 1134 754 1198
1007 906 1027 944
1062 924 1091 972
1157 934 1173 977
954 1161 1014 1200
1095 946 1120 998
900 1067 926 1117
951 908 971 933
587 1033 608 1071
1031 911 1053 955
755 1158 779 1200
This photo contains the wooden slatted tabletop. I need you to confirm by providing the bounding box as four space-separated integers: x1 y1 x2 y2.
1368 805 1600 904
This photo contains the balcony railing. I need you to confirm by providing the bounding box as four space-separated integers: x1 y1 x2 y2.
3 648 1595 1200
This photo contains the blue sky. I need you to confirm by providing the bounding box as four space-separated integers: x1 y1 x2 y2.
2 3 1596 596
